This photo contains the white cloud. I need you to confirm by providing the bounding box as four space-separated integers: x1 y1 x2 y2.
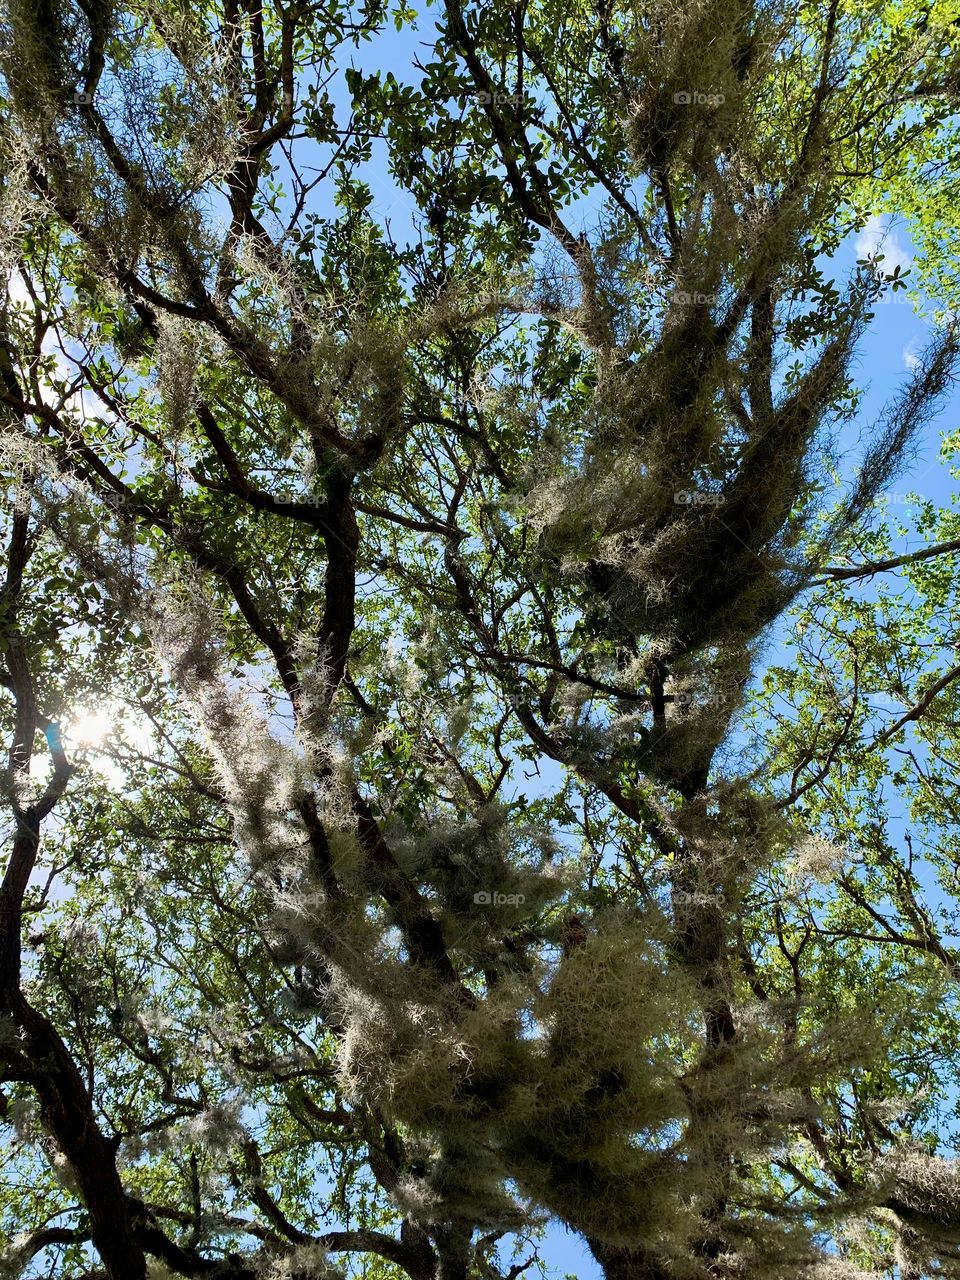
3 273 100 418
902 336 923 371
4 270 31 308
855 214 912 276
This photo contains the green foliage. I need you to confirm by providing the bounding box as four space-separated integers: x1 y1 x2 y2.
1 1 960 1279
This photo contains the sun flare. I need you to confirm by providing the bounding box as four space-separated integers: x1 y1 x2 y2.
67 708 113 749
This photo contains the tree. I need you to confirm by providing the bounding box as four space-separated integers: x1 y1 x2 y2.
1 0 960 1278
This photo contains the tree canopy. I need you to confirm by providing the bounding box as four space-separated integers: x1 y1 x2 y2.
2 1 960 1278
